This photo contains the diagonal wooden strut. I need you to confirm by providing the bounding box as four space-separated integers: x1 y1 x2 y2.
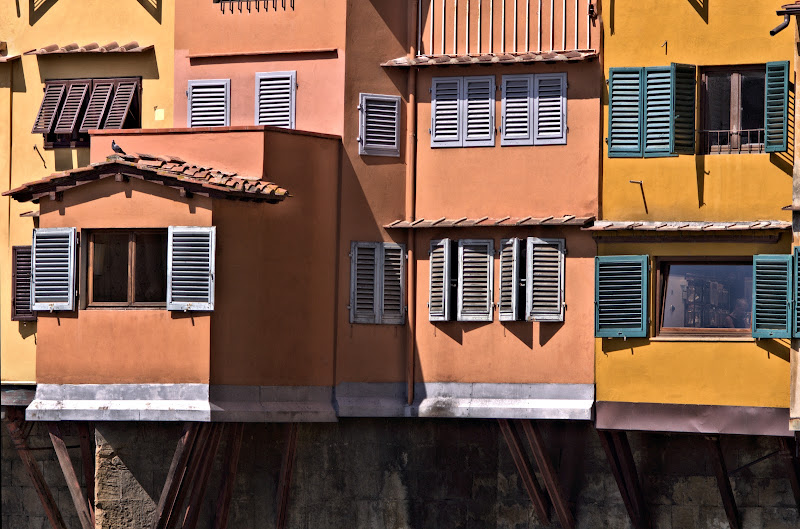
150 422 201 529
214 423 245 529
706 435 740 529
276 422 299 529
76 422 95 526
498 419 551 525
597 429 650 529
183 422 225 529
165 423 212 529
48 423 94 529
779 436 800 514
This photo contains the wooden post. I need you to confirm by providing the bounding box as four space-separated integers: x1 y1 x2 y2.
214 423 245 529
150 422 200 529
276 422 299 529
76 422 95 525
706 436 740 529
183 422 224 529
48 423 94 529
497 419 550 524
779 437 800 514
597 429 650 529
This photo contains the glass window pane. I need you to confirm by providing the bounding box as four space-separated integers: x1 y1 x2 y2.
92 233 128 303
661 263 752 330
705 73 731 146
135 232 167 303
740 71 765 137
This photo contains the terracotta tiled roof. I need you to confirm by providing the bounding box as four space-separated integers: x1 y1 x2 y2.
24 42 154 55
584 220 791 231
385 215 595 228
4 153 289 204
382 50 597 67
778 2 800 13
0 55 20 63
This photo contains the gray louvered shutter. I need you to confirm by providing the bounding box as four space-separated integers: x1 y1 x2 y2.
359 93 401 157
431 77 462 147
79 81 114 133
167 226 216 311
533 73 567 145
458 239 494 322
32 83 66 133
464 76 495 147
607 68 643 157
752 254 791 339
595 255 648 338
642 66 671 156
103 80 138 129
255 71 296 128
54 82 90 134
670 63 696 155
498 238 521 322
12 246 36 322
380 243 406 324
187 80 230 127
765 61 790 153
31 227 77 312
350 242 379 324
429 239 453 321
526 238 565 322
501 75 533 146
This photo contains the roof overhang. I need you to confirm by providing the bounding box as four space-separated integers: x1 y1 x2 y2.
385 215 595 229
382 50 598 68
24 42 154 56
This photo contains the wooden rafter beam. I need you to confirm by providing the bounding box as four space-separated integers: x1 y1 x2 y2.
276 422 299 529
150 422 200 529
706 435 740 529
47 423 94 529
497 419 550 525
597 429 650 529
183 423 224 529
214 423 245 529
165 423 212 529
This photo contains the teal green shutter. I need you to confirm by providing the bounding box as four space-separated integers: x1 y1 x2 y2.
595 255 649 338
643 67 671 156
608 68 643 157
670 63 696 155
765 61 789 153
794 248 800 338
752 254 792 339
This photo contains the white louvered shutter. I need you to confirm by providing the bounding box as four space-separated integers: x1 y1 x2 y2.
526 238 565 322
458 239 494 322
350 242 379 324
431 77 462 147
187 80 230 127
501 75 533 146
167 226 216 311
429 239 453 321
464 76 495 147
498 238 521 322
31 227 77 312
533 73 567 145
359 94 401 157
255 71 296 128
380 243 406 324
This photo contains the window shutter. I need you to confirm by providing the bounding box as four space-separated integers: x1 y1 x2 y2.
498 238 521 322
670 63 696 155
429 239 453 321
380 243 406 325
255 71 296 128
358 93 401 157
54 82 90 134
533 73 567 145
642 66 671 156
350 242 379 324
501 74 533 146
595 255 648 338
463 76 495 147
103 80 138 129
12 246 36 322
457 239 494 322
167 226 216 311
431 77 462 147
31 227 77 312
526 238 565 322
187 80 230 127
752 254 792 339
795 248 800 338
79 81 114 133
765 60 790 153
607 68 643 157
32 83 66 133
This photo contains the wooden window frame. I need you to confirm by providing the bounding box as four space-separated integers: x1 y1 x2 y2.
700 64 765 154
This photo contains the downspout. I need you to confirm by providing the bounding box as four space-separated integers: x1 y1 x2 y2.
405 0 419 406
791 18 800 433
771 14 791 36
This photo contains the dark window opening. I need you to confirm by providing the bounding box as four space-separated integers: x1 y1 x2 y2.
702 66 765 154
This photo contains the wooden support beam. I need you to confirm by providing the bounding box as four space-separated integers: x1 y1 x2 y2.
76 422 95 526
214 423 244 529
183 423 225 529
164 423 211 529
520 421 575 529
497 419 550 525
779 437 800 514
150 423 200 529
3 409 67 529
597 429 650 529
706 435 740 529
276 422 299 529
48 423 94 529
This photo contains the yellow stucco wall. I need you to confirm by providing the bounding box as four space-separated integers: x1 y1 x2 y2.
0 0 175 383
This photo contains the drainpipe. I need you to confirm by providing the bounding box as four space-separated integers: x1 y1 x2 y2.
792 19 800 433
771 14 791 36
405 0 419 406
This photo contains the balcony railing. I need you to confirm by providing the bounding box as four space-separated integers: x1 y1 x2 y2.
214 0 294 13
702 129 765 155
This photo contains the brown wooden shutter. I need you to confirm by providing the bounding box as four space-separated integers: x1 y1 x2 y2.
54 81 90 134
32 83 66 133
79 81 114 132
103 80 137 129
12 246 36 322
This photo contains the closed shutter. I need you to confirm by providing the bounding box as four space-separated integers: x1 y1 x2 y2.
359 93 401 157
463 76 495 147
429 239 453 321
795 248 800 338
11 246 36 322
167 226 216 311
457 239 494 322
501 75 533 146
607 68 643 157
431 77 462 147
498 238 521 322
533 73 567 145
54 82 90 134
595 255 648 338
642 67 671 156
765 61 790 153
187 80 230 127
103 80 138 129
255 71 296 128
670 63 696 155
350 242 379 324
526 238 565 322
32 83 66 133
31 227 77 312
752 254 792 339
380 243 406 324
79 81 114 133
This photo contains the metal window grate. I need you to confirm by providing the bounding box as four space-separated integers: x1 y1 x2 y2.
702 129 765 154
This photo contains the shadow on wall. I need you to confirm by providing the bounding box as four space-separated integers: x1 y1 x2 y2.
137 0 162 24
28 0 57 25
756 338 791 363
687 0 709 24
35 50 160 83
770 81 795 177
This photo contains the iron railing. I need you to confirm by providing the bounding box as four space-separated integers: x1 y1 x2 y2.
215 0 294 13
701 129 765 154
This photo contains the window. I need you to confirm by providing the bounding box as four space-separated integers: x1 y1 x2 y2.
431 76 495 147
428 238 493 322
255 71 296 128
358 93 401 157
187 79 231 127
350 241 406 324
11 246 36 322
501 73 567 146
31 227 77 312
498 238 566 322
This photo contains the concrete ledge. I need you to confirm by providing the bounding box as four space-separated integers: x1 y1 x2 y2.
334 382 408 417
210 385 337 422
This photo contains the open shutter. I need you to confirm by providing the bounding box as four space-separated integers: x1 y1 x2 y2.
79 81 114 133
526 238 565 322
255 71 296 128
533 73 567 145
429 239 453 321
670 63 696 155
380 243 406 324
501 75 533 146
642 66 671 156
31 227 77 312
431 77 462 147
359 94 401 157
167 226 216 311
32 83 66 133
349 242 379 324
595 255 648 338
498 238 521 322
103 80 138 129
54 82 90 134
457 239 494 322
607 68 643 157
752 254 792 339
12 246 36 322
187 80 230 127
463 76 495 147
765 61 790 153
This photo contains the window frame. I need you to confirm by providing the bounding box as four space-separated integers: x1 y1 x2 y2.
254 71 297 128
358 93 402 157
431 75 497 148
187 79 231 128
